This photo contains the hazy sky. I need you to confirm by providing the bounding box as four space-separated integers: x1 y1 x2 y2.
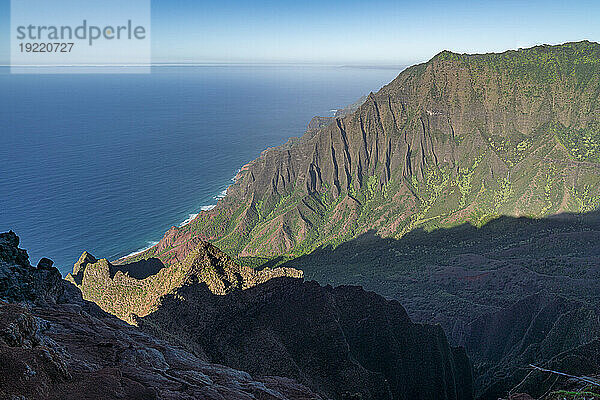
1 0 599 65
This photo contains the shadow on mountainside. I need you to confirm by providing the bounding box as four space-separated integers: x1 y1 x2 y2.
279 210 600 399
138 276 474 400
111 257 165 280
282 210 600 322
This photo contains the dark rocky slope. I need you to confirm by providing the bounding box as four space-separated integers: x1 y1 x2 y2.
463 294 600 399
139 277 474 400
4 229 476 399
68 237 475 399
0 231 321 400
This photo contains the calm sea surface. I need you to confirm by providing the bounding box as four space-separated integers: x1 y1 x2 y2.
0 65 399 274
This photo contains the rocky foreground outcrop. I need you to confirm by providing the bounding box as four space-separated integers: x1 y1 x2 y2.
0 231 321 399
3 230 477 399
0 301 321 400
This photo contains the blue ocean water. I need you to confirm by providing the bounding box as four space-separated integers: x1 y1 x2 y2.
0 65 400 274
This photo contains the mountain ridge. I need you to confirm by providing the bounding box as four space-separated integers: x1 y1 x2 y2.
122 40 600 267
67 239 302 323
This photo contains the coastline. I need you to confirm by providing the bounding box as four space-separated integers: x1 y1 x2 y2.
115 100 366 263
119 168 242 260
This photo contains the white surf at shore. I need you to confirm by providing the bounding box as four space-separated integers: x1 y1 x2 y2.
123 170 239 259
123 241 160 258
178 204 217 227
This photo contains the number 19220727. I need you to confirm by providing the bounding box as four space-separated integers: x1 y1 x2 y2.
19 43 74 52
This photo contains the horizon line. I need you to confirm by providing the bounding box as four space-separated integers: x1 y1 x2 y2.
1 62 408 69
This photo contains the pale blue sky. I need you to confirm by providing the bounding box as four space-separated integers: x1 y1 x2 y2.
1 0 599 65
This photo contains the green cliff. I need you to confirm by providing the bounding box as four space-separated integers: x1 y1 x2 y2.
124 41 600 267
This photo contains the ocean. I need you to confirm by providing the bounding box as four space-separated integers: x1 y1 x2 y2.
0 65 400 274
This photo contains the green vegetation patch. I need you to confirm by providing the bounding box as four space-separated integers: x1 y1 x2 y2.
553 122 600 162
